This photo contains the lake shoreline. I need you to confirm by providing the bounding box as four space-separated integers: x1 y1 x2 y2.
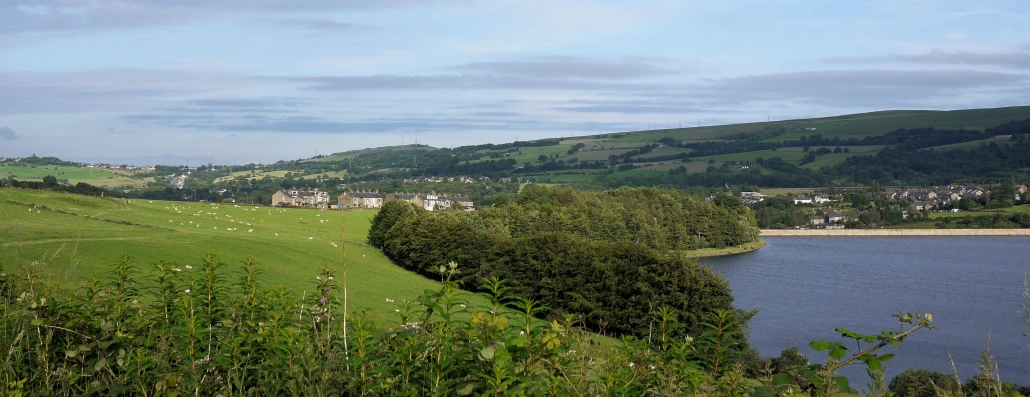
760 229 1030 236
682 239 767 258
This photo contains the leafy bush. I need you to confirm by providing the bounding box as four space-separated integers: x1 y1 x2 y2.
373 186 758 339
889 368 962 397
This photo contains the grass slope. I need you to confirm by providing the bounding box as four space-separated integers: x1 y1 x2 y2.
0 188 485 323
613 106 1030 142
0 165 150 188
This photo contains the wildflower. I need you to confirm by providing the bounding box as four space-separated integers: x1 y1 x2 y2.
185 265 192 269
173 267 182 272
649 365 655 370
685 335 694 343
325 287 330 293
185 289 191 294
320 296 327 305
316 276 321 280
629 362 635 368
327 276 333 281
926 313 933 322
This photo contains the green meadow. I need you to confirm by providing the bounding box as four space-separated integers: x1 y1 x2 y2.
0 188 488 324
929 204 1030 219
0 165 149 188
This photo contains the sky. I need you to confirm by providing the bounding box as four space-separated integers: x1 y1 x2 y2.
1 0 1029 165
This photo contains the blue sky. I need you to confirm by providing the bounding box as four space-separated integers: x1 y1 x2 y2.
1 0 1029 165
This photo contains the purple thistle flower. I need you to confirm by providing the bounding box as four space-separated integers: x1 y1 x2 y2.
325 287 330 293
320 296 328 305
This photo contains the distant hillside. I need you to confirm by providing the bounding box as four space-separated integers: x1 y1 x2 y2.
7 106 1030 197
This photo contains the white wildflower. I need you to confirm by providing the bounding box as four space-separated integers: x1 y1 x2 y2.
173 268 181 272
926 313 933 322
185 265 192 269
184 289 191 294
629 362 634 368
327 276 333 281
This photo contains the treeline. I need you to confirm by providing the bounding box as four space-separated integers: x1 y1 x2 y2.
618 139 1030 189
665 123 1023 159
1 176 124 198
370 185 759 339
936 213 1030 229
2 155 79 166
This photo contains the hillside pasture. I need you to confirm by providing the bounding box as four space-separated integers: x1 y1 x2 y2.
0 188 489 323
0 165 149 188
927 136 1016 151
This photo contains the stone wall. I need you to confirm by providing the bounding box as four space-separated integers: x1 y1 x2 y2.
760 229 1030 236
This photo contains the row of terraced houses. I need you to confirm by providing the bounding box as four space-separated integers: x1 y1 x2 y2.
271 189 473 211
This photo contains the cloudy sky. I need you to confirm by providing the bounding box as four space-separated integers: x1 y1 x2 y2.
1 0 1029 165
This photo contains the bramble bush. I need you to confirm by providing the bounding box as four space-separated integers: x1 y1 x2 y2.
2 251 941 396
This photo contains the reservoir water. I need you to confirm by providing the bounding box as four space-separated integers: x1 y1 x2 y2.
701 236 1030 384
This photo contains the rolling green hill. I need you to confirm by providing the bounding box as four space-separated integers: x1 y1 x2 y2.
0 188 489 324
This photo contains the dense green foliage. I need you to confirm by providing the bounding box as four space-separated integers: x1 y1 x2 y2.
3 177 126 198
0 251 949 397
888 368 962 397
371 185 759 338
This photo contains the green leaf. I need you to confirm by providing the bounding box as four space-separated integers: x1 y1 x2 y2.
30 319 43 327
833 376 850 390
809 340 834 351
864 357 882 370
479 345 495 361
772 372 792 386
94 357 107 372
456 382 476 396
879 353 895 362
863 335 879 343
829 347 847 360
753 386 776 397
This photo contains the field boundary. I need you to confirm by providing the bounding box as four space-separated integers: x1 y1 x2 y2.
760 229 1030 236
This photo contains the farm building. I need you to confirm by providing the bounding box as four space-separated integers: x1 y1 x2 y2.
272 189 331 208
339 191 384 209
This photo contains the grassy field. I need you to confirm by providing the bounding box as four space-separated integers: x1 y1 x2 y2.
606 106 1030 143
0 188 488 324
928 136 1016 151
524 171 608 183
213 170 304 183
0 165 150 188
928 204 1030 219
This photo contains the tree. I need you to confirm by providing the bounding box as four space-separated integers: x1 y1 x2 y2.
538 155 549 162
888 368 961 397
42 175 58 188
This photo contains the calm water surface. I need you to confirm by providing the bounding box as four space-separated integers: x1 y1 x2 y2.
701 237 1030 384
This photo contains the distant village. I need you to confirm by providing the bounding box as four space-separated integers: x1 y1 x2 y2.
739 184 1027 229
271 189 475 212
